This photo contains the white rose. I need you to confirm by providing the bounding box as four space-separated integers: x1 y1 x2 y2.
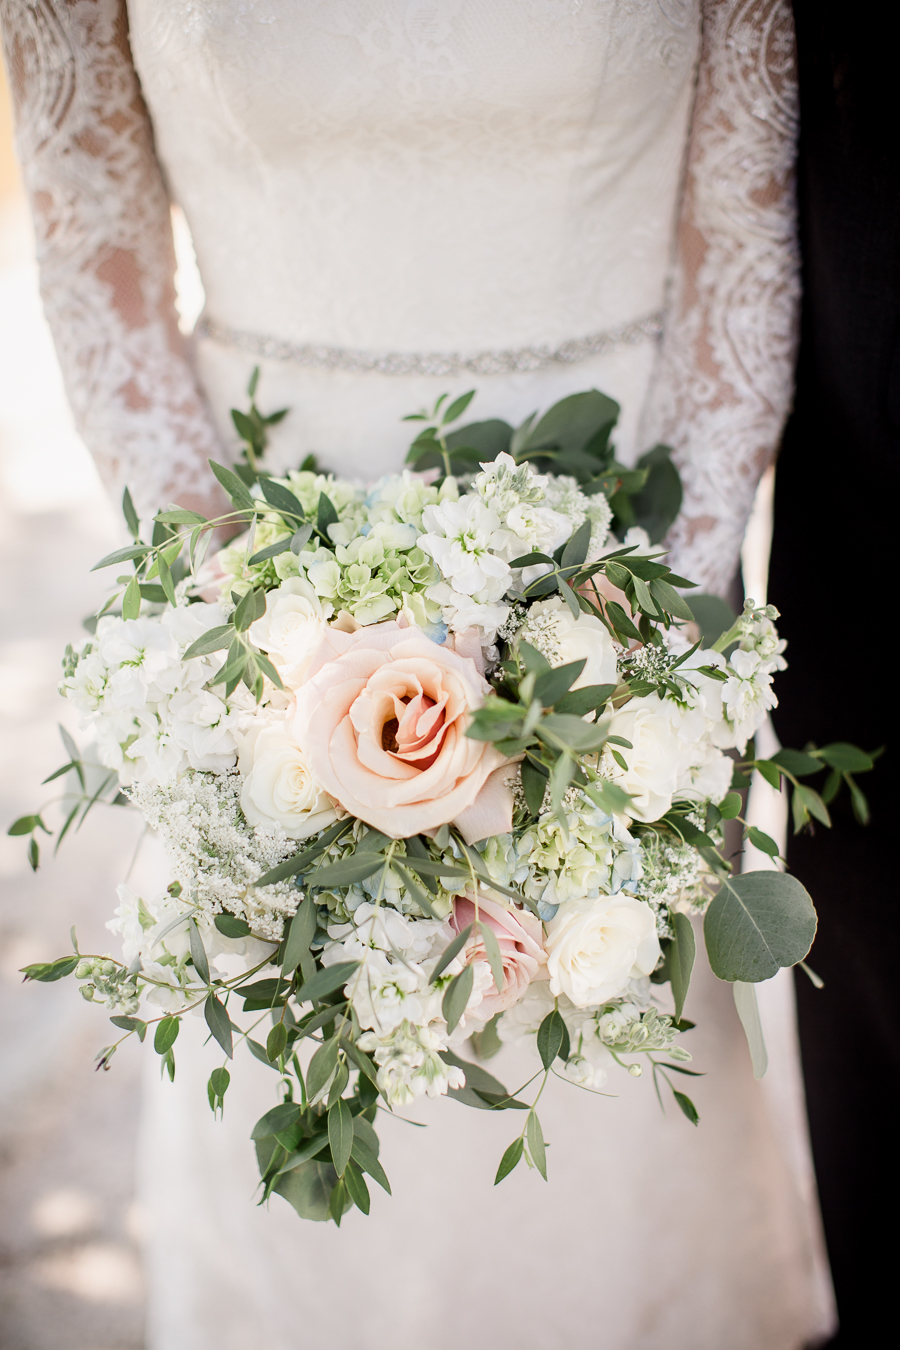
603 694 681 821
518 596 618 688
248 578 333 688
544 894 660 1007
239 721 339 838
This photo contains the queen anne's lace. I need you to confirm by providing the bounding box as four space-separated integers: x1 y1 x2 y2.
641 0 800 595
0 0 223 515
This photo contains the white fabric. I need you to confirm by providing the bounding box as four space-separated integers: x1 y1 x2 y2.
1 1 831 1346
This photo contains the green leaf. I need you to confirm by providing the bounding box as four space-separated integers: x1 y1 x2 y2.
282 897 317 977
295 961 359 1005
188 919 210 985
478 920 505 994
328 1098 354 1177
430 924 474 983
274 1160 339 1222
276 1133 329 1173
561 518 592 569
350 1136 392 1195
718 791 742 820
344 1160 371 1215
442 390 477 423
204 994 233 1058
20 955 79 982
553 683 616 716
122 486 141 538
732 980 768 1079
755 759 782 791
258 477 305 520
290 522 314 555
340 1038 380 1090
248 537 292 565
306 1037 340 1103
155 507 208 525
251 1101 303 1140
440 1049 510 1100
703 871 818 982
672 1090 700 1125
254 819 352 886
266 1022 288 1063
214 913 252 939
794 783 832 828
494 1136 524 1185
526 1111 547 1180
669 911 695 1022
746 826 780 859
90 544 151 571
771 748 823 778
847 774 871 826
307 854 386 889
629 445 682 544
445 418 512 461
208 1066 230 1113
533 660 586 707
316 492 339 537
649 577 694 622
816 742 873 773
8 814 42 836
233 586 266 633
154 1016 180 1055
520 758 548 816
540 712 608 752
122 574 141 620
536 1009 570 1069
209 459 257 511
517 640 552 676
688 594 737 648
442 964 474 1035
110 1015 147 1040
183 625 234 659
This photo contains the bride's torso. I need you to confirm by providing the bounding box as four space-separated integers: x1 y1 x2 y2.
126 0 699 473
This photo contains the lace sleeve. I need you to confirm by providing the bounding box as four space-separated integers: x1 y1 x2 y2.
0 0 225 517
640 0 799 596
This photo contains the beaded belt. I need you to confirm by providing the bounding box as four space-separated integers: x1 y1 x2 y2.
195 311 663 378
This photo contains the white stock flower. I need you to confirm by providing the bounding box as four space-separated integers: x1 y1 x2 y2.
516 596 618 688
419 496 512 601
716 649 777 752
249 578 332 688
239 720 339 839
357 1020 465 1107
166 688 240 773
544 894 660 1007
603 695 682 822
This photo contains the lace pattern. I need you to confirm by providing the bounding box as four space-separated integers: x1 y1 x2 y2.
0 0 223 516
640 0 800 595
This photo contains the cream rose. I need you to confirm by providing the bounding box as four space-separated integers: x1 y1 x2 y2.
248 578 333 688
603 694 681 821
517 596 618 688
450 891 547 1022
239 720 339 839
544 894 660 1007
293 621 510 840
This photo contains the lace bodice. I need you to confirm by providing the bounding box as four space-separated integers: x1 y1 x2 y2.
0 0 798 592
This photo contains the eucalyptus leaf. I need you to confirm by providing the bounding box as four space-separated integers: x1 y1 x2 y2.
328 1098 354 1177
204 993 233 1058
442 964 474 1034
669 912 695 1022
494 1136 524 1185
703 871 817 983
295 961 359 1005
526 1111 548 1180
274 1160 339 1222
732 980 768 1079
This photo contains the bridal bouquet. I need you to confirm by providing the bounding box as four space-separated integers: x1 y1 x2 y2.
12 384 875 1224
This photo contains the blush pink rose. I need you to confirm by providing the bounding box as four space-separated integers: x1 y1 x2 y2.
450 891 547 1020
293 621 511 840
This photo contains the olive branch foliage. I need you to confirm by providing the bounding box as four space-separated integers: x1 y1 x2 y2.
8 373 880 1219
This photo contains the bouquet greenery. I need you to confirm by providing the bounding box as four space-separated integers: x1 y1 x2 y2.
11 380 876 1224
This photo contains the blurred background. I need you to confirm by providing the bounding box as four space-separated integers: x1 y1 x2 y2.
0 53 146 1350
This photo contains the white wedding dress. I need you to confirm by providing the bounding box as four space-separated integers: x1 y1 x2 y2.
1 1 834 1346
